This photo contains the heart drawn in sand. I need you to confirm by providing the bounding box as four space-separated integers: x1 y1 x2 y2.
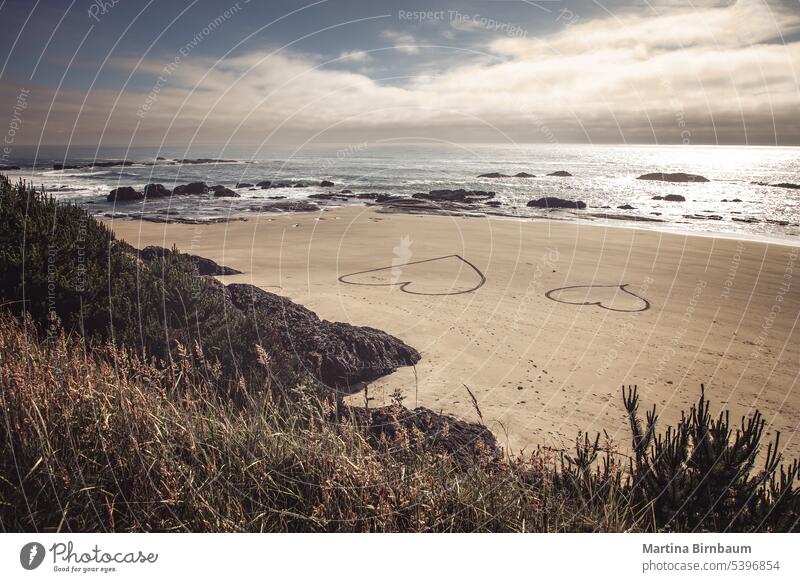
338 254 486 296
545 284 651 313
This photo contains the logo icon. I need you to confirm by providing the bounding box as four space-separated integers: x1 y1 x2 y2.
20 542 46 570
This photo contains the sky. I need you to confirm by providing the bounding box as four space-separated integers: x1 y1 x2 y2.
1 0 799 148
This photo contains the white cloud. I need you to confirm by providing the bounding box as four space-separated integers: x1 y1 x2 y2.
338 50 372 63
380 30 420 54
8 0 800 145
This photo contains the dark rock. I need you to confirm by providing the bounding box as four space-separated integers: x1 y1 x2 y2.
0 165 20 170
527 197 586 209
155 156 166 161
173 182 208 195
514 172 535 178
137 246 242 276
343 404 500 464
732 217 760 224
547 170 573 177
256 201 320 213
226 283 420 387
485 200 502 207
107 186 143 202
652 194 686 202
208 184 227 193
413 189 495 203
308 193 350 201
256 180 272 188
235 182 253 188
772 183 800 190
731 198 742 202
683 214 722 220
293 183 306 188
143 183 171 198
320 180 335 187
477 172 509 178
637 172 709 182
177 158 237 165
617 204 636 210
214 188 240 198
341 189 352 194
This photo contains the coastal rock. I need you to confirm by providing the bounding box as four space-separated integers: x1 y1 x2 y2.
485 200 502 207
177 158 237 165
343 404 500 464
155 156 166 161
684 214 722 221
143 183 171 198
214 187 240 197
107 186 143 202
226 283 420 387
617 204 636 210
0 165 20 170
308 193 350 201
293 183 306 188
527 197 586 209
173 182 208 195
413 189 495 203
547 170 573 177
256 180 272 188
733 217 760 224
341 189 352 194
208 185 227 193
637 172 709 183
137 246 242 276
772 183 800 190
320 180 335 187
235 182 253 188
514 172 535 178
651 194 686 202
256 201 320 213
478 172 509 178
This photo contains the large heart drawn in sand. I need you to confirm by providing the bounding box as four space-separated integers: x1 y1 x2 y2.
545 284 651 313
338 254 486 296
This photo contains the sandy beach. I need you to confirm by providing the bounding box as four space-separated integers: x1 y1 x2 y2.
108 209 800 460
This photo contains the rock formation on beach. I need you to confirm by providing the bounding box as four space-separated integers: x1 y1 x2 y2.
225 282 420 387
477 172 509 178
514 172 535 178
214 187 240 197
547 170 573 177
638 172 709 182
527 197 586 209
134 245 243 276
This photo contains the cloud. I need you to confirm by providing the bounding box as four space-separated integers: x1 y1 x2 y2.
380 30 420 54
338 50 372 63
6 0 800 145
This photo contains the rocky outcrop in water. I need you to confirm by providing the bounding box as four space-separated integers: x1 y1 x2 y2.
55 160 135 171
547 171 573 177
173 182 208 195
226 283 420 387
652 194 686 202
514 172 535 178
144 183 171 198
107 186 143 202
527 197 586 209
638 172 709 183
320 180 335 187
255 201 320 213
235 182 253 188
413 189 495 203
214 187 240 197
478 172 509 178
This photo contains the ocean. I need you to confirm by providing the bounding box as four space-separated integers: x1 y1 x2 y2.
3 143 799 242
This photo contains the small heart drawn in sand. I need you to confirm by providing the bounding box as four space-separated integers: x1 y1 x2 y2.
545 284 651 313
338 254 486 296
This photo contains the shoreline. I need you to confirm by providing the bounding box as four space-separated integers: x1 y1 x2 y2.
107 206 800 459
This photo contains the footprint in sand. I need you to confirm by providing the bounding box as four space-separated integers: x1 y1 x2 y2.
545 283 651 313
338 254 486 296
